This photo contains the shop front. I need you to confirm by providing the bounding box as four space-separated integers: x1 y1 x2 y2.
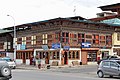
81 48 99 65
34 49 60 66
34 48 81 66
61 49 81 66
16 49 34 65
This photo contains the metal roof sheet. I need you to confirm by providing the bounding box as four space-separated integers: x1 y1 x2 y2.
100 18 120 26
0 29 12 34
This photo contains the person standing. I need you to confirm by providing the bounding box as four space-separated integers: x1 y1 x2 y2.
38 57 41 69
35 53 41 69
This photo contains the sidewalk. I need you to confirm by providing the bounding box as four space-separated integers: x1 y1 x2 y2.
16 63 98 70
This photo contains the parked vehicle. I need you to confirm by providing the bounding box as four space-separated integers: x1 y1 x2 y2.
97 55 118 65
1 57 16 69
97 60 120 78
0 59 12 80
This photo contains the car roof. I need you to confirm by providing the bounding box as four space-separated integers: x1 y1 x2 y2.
102 59 120 62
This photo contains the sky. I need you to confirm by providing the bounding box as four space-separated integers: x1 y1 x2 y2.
0 0 119 29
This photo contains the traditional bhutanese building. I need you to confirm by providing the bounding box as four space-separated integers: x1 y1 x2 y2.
3 16 116 66
89 3 120 58
0 29 13 58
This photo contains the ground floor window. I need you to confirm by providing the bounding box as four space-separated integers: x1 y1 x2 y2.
68 50 80 59
100 51 109 59
36 50 60 60
16 51 33 59
113 48 120 56
87 51 97 62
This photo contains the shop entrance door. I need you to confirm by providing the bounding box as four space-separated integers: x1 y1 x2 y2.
45 52 49 64
81 51 87 65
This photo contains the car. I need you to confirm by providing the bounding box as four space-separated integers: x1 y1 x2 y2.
0 59 12 80
1 57 16 69
97 59 120 78
97 55 118 65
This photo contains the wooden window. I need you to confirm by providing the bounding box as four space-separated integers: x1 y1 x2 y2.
31 36 36 45
42 34 47 44
22 37 26 45
17 38 22 41
69 50 80 59
70 33 77 38
117 33 120 41
16 52 22 59
82 34 84 38
93 34 99 39
62 32 65 37
93 40 99 44
66 33 69 37
100 41 105 44
100 36 105 40
106 35 112 45
86 35 92 39
95 35 99 39
69 51 72 59
55 33 60 39
86 40 92 43
53 52 56 59
16 52 33 59
26 37 31 40
57 51 59 59
52 51 59 60
76 51 79 59
62 32 69 43
72 51 75 59
87 52 97 62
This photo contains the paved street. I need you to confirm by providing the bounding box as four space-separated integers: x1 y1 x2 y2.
10 64 120 80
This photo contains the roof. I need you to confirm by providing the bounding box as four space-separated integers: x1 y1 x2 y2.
89 14 120 22
66 16 86 20
0 29 12 34
98 3 120 12
3 16 120 30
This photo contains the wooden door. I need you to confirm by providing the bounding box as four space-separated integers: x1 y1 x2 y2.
81 51 87 65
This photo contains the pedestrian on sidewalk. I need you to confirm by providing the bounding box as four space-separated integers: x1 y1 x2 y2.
35 53 41 69
38 58 41 69
32 57 36 66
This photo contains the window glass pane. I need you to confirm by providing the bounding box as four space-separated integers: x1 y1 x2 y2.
117 33 120 41
103 61 110 66
72 51 75 59
57 52 59 59
76 51 79 59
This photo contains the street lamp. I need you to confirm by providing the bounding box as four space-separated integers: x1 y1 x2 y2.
7 15 16 61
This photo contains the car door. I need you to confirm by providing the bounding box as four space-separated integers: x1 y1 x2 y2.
102 61 111 75
110 61 119 76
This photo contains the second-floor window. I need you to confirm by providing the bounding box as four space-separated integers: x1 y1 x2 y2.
31 36 36 45
42 34 47 44
22 37 26 45
117 33 120 41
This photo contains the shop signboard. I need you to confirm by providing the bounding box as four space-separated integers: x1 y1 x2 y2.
52 43 60 49
63 46 70 51
82 42 91 48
